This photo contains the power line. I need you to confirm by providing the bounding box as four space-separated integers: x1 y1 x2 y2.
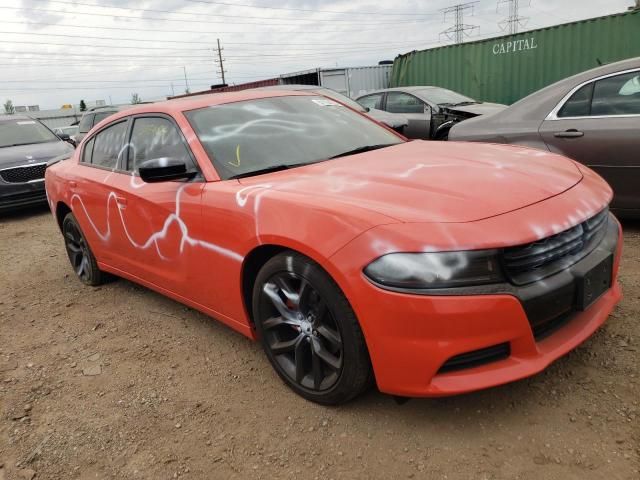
497 0 529 34
40 0 428 25
0 18 427 36
0 29 451 48
0 5 428 28
179 0 441 17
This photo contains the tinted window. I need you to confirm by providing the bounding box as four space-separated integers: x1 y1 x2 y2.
186 96 402 180
78 114 93 133
558 83 594 118
82 137 95 164
591 71 640 116
128 117 193 172
0 119 58 148
91 121 127 169
357 94 383 110
386 92 425 114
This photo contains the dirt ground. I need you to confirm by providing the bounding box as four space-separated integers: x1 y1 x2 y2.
0 205 638 480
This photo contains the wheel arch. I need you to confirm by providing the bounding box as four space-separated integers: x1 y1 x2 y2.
240 241 352 328
55 201 72 232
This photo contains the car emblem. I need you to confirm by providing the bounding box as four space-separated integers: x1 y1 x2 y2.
26 155 34 162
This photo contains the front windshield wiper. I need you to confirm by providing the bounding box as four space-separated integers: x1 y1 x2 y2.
329 144 397 159
227 162 309 180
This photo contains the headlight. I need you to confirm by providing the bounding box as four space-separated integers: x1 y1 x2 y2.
363 250 503 290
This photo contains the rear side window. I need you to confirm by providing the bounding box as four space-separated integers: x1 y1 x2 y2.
81 137 95 163
91 121 127 169
591 71 640 116
127 117 193 172
558 83 594 118
78 114 93 133
385 92 425 114
357 94 383 110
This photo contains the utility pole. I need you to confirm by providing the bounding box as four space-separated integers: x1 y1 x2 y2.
183 66 190 94
440 2 479 44
215 38 227 84
497 0 528 34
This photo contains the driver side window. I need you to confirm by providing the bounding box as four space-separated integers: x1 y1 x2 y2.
127 117 194 173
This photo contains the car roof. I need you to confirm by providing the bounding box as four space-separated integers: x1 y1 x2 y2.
0 114 36 122
101 90 317 125
357 86 449 98
483 55 640 123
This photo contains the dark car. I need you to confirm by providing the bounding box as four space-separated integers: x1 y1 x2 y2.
449 57 640 217
252 85 409 133
356 86 506 140
0 116 74 212
76 106 120 143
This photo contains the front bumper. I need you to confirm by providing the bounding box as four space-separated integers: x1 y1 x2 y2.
0 180 47 212
337 216 623 398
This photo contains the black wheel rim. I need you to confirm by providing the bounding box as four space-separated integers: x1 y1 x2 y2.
63 221 91 282
260 272 343 392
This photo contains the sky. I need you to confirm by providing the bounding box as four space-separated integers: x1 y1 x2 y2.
0 0 635 109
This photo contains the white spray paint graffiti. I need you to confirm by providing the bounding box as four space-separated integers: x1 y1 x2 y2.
71 185 243 262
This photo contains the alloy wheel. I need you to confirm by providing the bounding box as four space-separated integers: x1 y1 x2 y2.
63 220 91 282
260 272 343 391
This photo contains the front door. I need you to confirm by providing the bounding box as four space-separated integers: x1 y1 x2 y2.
384 91 431 139
113 115 204 296
539 69 640 212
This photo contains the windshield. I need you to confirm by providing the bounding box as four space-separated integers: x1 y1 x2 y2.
185 95 402 180
418 88 476 106
0 119 58 148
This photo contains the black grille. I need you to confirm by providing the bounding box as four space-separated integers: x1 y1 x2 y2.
0 163 47 183
437 343 510 373
502 208 609 285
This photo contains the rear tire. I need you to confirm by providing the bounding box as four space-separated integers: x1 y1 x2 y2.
62 212 107 286
252 251 372 405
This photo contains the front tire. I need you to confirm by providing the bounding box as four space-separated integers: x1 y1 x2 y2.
252 252 372 405
62 212 106 286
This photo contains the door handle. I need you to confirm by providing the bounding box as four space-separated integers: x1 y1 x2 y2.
115 196 127 208
69 180 77 188
554 129 584 138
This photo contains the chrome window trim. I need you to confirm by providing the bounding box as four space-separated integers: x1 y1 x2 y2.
545 67 640 121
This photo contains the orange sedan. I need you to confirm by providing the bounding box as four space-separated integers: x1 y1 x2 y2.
45 90 622 404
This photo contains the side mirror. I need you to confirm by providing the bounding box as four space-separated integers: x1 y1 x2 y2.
138 157 197 183
58 133 77 148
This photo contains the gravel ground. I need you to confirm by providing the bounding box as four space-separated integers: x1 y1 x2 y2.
0 205 638 480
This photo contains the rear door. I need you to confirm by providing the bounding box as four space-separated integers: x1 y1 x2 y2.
112 114 205 296
383 92 431 139
71 119 132 270
539 69 640 211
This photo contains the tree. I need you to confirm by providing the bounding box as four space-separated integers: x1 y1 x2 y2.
79 100 87 111
4 99 15 115
131 93 142 104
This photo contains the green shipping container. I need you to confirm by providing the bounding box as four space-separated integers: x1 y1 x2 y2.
390 10 640 105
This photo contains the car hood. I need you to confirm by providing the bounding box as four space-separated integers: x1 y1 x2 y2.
366 108 408 129
0 141 73 169
238 141 583 224
443 102 507 116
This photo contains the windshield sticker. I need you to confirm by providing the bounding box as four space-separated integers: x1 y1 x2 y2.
312 99 341 107
17 121 37 125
